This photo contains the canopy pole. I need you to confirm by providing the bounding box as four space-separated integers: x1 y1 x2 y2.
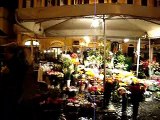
103 15 106 108
149 38 151 79
136 38 141 77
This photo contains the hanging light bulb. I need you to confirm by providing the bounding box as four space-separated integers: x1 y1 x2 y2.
91 18 100 28
123 38 130 43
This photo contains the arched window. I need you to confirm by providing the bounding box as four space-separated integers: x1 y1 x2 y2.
43 41 64 58
24 40 40 46
24 39 40 63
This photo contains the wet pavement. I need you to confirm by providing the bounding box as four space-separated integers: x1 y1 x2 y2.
138 98 160 120
24 91 160 120
76 92 160 120
101 94 159 120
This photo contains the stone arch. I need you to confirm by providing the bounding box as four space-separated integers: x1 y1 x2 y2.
50 40 64 48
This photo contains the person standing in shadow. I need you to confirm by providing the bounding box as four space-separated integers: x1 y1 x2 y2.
129 82 146 120
103 77 118 109
0 44 29 120
117 87 128 120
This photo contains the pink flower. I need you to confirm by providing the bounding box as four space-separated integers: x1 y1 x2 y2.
71 53 78 58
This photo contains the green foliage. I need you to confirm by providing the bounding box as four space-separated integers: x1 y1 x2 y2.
62 58 72 68
117 54 125 63
87 49 103 65
65 68 72 80
125 57 132 71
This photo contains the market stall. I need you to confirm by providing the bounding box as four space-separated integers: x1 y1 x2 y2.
33 43 158 119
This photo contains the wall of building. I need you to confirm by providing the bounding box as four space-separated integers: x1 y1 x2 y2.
0 7 9 38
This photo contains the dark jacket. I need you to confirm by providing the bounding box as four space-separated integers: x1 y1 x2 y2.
129 82 145 102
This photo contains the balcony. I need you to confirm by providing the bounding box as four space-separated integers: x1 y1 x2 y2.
17 0 160 20
18 0 159 8
15 0 160 40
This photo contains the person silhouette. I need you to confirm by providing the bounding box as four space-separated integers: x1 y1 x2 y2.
117 86 128 120
0 44 28 120
129 82 146 120
103 77 118 109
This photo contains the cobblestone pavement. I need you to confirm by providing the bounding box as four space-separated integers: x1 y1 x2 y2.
78 93 160 120
33 92 160 120
95 93 160 120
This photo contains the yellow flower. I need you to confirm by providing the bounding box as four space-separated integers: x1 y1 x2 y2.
71 58 76 64
86 71 94 77
132 77 139 84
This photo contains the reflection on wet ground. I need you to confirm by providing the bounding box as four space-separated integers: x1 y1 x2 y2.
38 92 160 120
77 93 160 120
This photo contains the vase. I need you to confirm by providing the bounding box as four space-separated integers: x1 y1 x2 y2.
67 80 71 87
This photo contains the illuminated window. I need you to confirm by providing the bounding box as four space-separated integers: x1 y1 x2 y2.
24 40 40 46
25 41 31 46
33 41 40 46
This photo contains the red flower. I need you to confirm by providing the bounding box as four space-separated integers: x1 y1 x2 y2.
71 53 78 58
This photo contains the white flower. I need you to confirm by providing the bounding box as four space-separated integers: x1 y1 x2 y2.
62 54 71 60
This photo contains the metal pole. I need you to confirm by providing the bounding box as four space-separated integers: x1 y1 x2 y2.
136 38 141 77
103 15 106 108
149 38 151 79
